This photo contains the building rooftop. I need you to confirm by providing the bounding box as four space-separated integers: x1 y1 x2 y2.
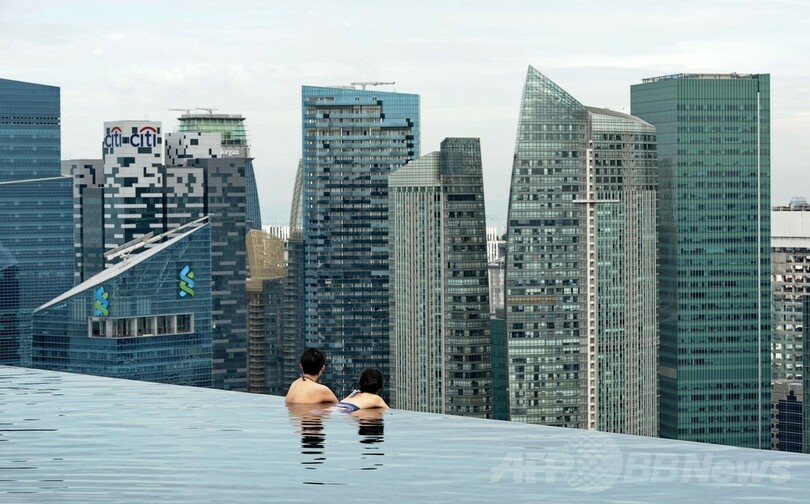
2 365 809 502
641 73 756 83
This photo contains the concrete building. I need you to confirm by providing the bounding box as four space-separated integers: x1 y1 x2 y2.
389 138 491 417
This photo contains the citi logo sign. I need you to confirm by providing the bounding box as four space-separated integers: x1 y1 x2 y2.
94 286 109 316
103 125 160 149
179 265 195 297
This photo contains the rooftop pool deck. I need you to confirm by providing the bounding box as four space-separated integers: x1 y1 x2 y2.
2 365 809 503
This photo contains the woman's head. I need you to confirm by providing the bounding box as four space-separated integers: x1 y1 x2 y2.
359 368 383 395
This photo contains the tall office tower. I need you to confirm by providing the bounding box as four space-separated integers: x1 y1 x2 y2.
32 219 212 387
0 78 73 365
771 380 803 452
804 297 810 454
301 85 419 396
62 159 104 283
389 138 491 417
245 229 285 394
102 121 164 252
187 157 249 391
632 73 770 448
174 112 262 230
505 67 658 435
771 202 810 380
281 160 305 387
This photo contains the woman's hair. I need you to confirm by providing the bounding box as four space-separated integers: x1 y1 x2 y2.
359 368 383 394
300 348 325 375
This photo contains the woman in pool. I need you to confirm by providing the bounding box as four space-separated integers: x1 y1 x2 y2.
334 368 389 413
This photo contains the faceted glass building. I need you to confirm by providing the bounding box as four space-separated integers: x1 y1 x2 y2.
632 73 771 449
301 85 419 397
504 67 658 435
0 78 73 366
31 221 212 386
389 138 491 417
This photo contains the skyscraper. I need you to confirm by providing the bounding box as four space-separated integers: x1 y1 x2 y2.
301 85 419 396
504 67 658 435
172 112 261 230
62 159 104 283
245 229 285 395
389 137 491 417
282 160 305 388
102 121 164 253
771 201 810 381
632 73 770 448
0 78 73 365
186 156 250 391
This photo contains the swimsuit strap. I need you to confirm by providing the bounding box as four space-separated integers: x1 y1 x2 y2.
347 389 360 398
300 372 306 381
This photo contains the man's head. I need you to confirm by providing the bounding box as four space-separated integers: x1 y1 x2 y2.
300 348 326 376
359 368 383 395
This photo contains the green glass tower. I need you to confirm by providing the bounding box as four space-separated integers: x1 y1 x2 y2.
631 73 771 449
504 67 658 435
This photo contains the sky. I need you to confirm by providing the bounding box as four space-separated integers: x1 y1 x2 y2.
2 0 809 228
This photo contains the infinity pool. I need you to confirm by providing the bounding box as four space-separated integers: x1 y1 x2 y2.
2 365 809 502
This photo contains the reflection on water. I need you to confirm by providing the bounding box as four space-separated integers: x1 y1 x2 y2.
287 404 327 469
353 409 384 470
286 404 386 475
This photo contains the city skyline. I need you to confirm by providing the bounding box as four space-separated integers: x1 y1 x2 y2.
1 0 808 226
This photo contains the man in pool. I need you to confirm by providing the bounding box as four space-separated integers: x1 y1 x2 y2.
284 348 339 404
333 368 389 412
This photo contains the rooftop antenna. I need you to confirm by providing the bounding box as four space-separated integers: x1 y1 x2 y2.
350 81 395 90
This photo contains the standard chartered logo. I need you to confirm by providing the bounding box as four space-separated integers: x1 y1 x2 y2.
179 265 195 297
94 287 109 316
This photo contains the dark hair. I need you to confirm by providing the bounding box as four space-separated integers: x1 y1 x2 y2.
359 368 383 394
300 348 325 375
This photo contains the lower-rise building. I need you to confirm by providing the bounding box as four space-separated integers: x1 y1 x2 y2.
31 219 212 387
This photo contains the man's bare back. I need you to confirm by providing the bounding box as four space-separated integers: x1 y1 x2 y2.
285 376 338 404
284 348 338 404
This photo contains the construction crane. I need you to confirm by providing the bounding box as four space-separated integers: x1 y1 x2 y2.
350 81 395 90
168 108 193 115
194 107 217 114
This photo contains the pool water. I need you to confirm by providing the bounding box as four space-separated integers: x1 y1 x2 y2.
2 365 810 503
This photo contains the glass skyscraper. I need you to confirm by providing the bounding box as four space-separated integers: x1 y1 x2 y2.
32 220 212 387
301 85 419 397
62 159 104 284
0 78 73 366
389 138 491 417
505 67 658 435
174 112 261 230
631 73 770 448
